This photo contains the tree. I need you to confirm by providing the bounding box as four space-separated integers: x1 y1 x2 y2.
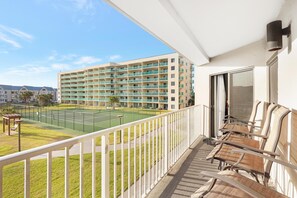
188 92 195 106
19 91 33 104
109 96 119 110
37 94 53 106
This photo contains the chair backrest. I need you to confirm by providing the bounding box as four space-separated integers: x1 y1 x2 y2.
264 106 291 175
259 103 278 149
247 100 261 131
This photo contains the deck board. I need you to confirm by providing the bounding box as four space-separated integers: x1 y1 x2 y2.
147 139 219 198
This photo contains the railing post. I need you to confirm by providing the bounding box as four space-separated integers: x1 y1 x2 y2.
101 135 110 198
201 105 205 137
0 166 3 198
187 109 190 147
164 116 168 171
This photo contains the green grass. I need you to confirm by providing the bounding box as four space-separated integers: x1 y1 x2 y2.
2 143 161 198
0 119 79 156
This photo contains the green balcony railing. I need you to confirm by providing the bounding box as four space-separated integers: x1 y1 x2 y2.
142 85 158 89
159 70 168 74
128 72 142 77
159 62 168 66
142 71 158 75
159 77 168 81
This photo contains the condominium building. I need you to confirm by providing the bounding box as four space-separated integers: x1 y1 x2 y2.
58 53 192 110
0 85 57 103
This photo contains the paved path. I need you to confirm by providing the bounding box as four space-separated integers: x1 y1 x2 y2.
32 128 163 160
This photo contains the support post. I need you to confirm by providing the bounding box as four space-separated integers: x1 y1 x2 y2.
18 121 21 152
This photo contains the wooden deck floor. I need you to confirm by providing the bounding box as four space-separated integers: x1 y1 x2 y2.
147 138 219 198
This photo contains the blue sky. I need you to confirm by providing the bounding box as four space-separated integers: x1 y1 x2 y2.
0 0 173 88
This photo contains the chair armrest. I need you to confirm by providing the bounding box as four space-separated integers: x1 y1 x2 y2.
215 140 279 156
200 171 265 198
232 149 297 171
227 130 268 139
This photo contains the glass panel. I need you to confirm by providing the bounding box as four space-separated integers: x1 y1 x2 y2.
230 70 253 121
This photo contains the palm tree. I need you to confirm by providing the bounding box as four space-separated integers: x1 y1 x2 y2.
109 96 119 110
19 91 34 104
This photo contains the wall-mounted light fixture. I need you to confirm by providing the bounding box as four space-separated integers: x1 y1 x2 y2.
266 20 291 51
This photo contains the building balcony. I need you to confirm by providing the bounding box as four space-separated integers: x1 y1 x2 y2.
159 62 168 66
142 71 159 75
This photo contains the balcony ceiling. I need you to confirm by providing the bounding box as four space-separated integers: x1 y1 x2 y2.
104 0 284 65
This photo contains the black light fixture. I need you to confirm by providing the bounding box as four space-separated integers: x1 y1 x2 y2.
266 20 291 51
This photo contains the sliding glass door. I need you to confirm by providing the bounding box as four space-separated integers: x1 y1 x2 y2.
210 69 254 137
229 70 254 122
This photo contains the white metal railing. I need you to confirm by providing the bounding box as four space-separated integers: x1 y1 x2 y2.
0 105 204 198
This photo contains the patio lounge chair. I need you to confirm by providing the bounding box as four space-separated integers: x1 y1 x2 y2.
192 149 297 198
217 103 278 149
206 106 290 184
220 100 262 134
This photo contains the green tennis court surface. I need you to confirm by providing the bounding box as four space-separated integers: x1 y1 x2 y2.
12 105 162 133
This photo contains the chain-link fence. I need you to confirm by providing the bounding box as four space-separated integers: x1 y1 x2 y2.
6 105 162 133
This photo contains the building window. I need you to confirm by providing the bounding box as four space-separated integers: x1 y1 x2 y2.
171 82 175 86
171 97 175 101
171 105 175 109
171 89 175 94
171 74 175 78
171 58 175 63
171 66 175 70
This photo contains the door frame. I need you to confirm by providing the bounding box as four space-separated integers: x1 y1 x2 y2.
209 66 254 137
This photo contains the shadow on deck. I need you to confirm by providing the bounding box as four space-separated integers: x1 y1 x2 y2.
147 138 219 198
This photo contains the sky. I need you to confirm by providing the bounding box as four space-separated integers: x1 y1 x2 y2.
0 0 173 88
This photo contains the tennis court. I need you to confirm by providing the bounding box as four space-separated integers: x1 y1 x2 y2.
13 105 162 133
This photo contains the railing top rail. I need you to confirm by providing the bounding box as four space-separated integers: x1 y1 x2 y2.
0 104 201 166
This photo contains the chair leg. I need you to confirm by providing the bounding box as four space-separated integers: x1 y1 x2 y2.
199 178 217 198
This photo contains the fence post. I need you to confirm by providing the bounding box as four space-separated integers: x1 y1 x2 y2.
57 110 59 126
92 113 95 132
73 112 75 130
82 113 85 132
101 135 110 198
187 108 190 147
164 116 168 171
51 111 53 125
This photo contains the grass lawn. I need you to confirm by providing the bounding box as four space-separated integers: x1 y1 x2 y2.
0 119 82 157
2 144 157 198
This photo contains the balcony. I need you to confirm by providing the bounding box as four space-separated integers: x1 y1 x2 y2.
0 105 204 198
142 71 158 75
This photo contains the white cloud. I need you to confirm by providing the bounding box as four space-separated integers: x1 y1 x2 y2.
74 56 101 65
70 0 95 11
48 51 78 62
0 32 22 48
109 55 122 61
5 64 50 76
51 63 71 70
0 25 33 41
0 24 33 49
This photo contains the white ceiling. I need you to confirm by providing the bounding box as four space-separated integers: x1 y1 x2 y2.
105 0 284 65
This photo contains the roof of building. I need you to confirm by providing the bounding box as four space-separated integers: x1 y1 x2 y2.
0 84 55 92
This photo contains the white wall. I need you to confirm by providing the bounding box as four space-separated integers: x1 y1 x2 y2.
195 66 268 107
268 0 297 196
